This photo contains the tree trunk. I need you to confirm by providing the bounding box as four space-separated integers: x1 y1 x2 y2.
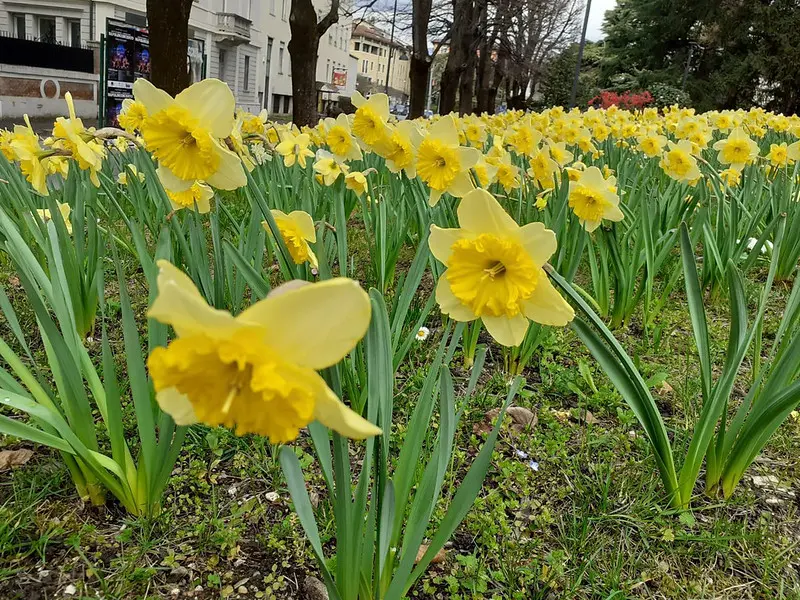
440 0 472 113
487 52 506 113
146 0 193 96
289 0 340 126
410 0 433 118
458 50 475 114
475 0 490 113
409 56 430 118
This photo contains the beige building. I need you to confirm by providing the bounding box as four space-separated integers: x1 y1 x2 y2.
350 22 409 103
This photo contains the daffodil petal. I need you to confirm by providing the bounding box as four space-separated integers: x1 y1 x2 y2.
157 166 193 193
429 225 464 264
518 222 557 265
148 260 237 336
238 278 370 370
206 141 247 190
522 276 575 326
288 210 317 242
428 115 459 146
482 313 529 347
133 79 172 115
435 276 477 322
459 146 481 169
156 387 198 425
582 219 601 232
313 379 382 439
428 188 443 207
457 188 518 234
174 78 235 139
351 90 366 108
448 171 475 198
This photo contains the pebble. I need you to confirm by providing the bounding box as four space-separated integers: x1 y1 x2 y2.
238 586 249 594
265 491 280 502
64 584 77 596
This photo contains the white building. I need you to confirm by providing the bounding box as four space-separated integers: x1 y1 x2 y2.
0 0 357 121
259 0 356 117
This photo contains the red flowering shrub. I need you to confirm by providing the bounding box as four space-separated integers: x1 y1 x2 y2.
588 90 654 110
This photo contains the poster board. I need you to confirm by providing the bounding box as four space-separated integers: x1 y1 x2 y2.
104 19 150 127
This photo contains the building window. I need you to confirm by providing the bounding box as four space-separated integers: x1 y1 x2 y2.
68 20 81 47
270 0 276 16
12 14 26 39
278 42 285 74
281 0 287 20
244 55 250 90
125 12 147 27
219 49 227 81
354 41 360 51
326 59 330 82
283 96 291 113
361 59 368 72
264 37 273 109
38 17 56 44
273 94 281 114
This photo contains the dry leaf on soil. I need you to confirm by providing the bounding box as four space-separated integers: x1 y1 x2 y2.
0 449 33 470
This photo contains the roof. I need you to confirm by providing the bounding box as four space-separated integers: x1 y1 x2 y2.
351 22 407 50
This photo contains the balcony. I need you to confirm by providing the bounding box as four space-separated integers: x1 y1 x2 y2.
217 13 251 46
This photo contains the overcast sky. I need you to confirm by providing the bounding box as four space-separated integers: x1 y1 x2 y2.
585 0 617 41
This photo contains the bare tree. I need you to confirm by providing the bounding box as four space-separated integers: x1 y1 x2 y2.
289 0 342 126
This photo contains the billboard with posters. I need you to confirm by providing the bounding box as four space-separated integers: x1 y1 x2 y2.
104 19 149 127
332 70 347 87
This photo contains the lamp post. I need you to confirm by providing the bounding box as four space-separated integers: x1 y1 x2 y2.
385 0 399 94
568 0 592 110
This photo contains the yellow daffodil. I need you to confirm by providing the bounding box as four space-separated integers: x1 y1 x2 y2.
345 171 368 197
9 118 50 195
428 188 574 346
313 150 349 185
118 164 145 186
495 153 521 193
712 127 759 171
637 134 667 158
166 181 214 213
118 98 148 133
146 261 380 442
719 167 742 187
660 140 702 183
463 117 487 148
276 131 315 168
324 114 362 161
507 118 542 156
36 202 72 234
527 147 559 190
379 121 422 178
473 156 499 189
767 143 792 168
351 92 391 150
265 209 318 268
134 78 246 190
241 109 268 135
547 142 574 168
568 166 624 232
52 92 106 186
416 115 480 206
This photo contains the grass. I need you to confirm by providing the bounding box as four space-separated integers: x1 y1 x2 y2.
0 244 798 600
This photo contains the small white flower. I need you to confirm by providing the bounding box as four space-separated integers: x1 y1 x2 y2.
515 449 529 459
745 237 773 255
527 460 539 471
415 326 430 341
